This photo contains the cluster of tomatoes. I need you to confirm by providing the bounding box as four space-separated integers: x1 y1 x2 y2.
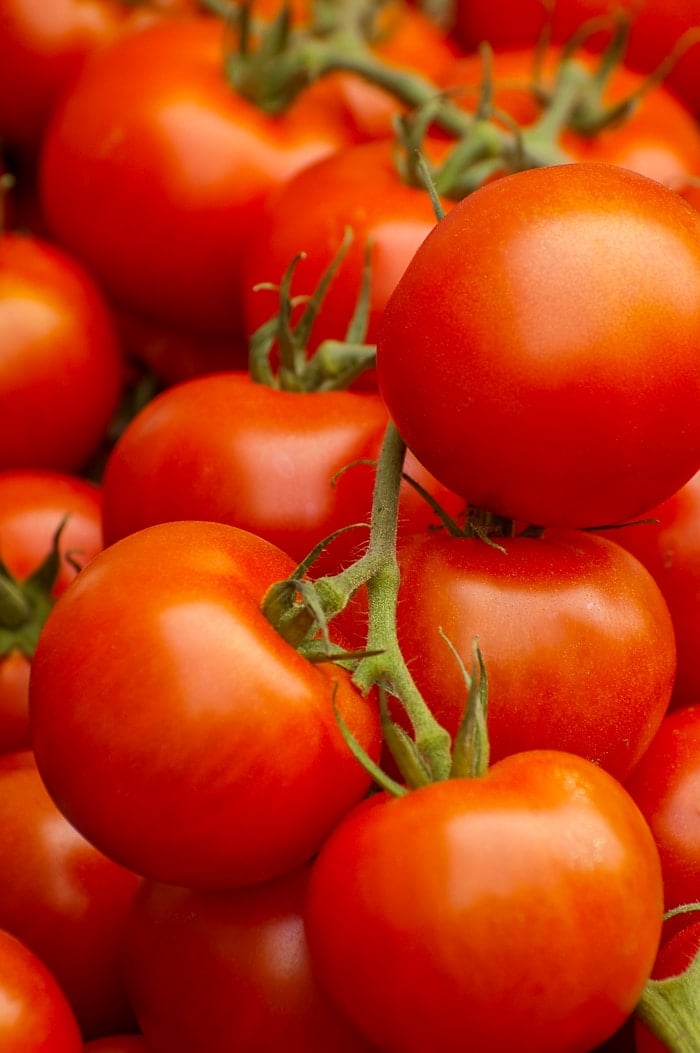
2 0 700 1050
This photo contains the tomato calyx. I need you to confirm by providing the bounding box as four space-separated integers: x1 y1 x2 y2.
248 226 376 392
637 945 700 1052
0 519 68 660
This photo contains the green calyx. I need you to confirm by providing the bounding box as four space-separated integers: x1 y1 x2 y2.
0 520 68 660
248 226 376 393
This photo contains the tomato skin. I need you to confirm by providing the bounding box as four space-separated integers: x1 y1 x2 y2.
0 469 103 754
625 705 700 935
306 751 664 1053
394 528 675 780
600 469 700 709
241 138 449 359
377 162 700 529
0 233 124 472
440 47 700 187
0 927 83 1052
83 1041 149 1053
39 17 354 343
100 372 463 571
0 751 140 1038
121 867 376 1053
29 520 380 890
452 0 700 115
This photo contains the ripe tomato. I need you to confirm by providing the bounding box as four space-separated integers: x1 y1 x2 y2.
241 138 450 358
121 866 377 1052
0 927 83 1052
452 0 700 115
625 705 700 936
306 751 664 1053
0 0 194 157
0 751 140 1038
83 1041 150 1053
0 469 103 754
599 469 700 709
377 162 700 528
99 372 464 572
439 46 700 187
29 520 381 890
393 528 675 780
39 16 355 346
0 233 124 472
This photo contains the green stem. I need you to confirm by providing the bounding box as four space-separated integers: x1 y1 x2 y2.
316 422 453 784
636 953 700 1053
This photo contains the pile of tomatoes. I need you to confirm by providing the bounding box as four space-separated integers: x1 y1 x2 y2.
2 0 700 1050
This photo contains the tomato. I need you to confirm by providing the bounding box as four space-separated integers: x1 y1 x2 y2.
99 372 464 572
377 162 700 529
39 16 355 346
393 528 674 780
121 866 377 1052
241 138 449 360
634 921 700 1052
439 46 700 187
0 233 124 472
599 469 700 709
0 751 140 1038
452 0 700 115
83 1041 149 1053
305 751 664 1053
0 0 195 157
0 927 83 1052
29 520 380 890
0 469 103 754
625 705 700 936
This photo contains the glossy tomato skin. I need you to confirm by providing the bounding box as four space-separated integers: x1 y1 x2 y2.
452 0 700 115
83 1040 149 1053
0 751 140 1038
306 751 664 1053
122 867 377 1053
625 705 700 936
0 927 83 1052
242 138 449 358
100 372 463 572
377 163 700 528
600 470 700 708
29 520 380 890
394 529 675 780
439 47 700 187
0 469 103 754
39 16 354 344
0 233 124 472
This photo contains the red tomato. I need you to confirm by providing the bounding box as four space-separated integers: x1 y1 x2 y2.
305 751 664 1053
0 233 124 472
439 46 700 187
29 520 381 890
634 921 700 1052
452 0 700 115
241 138 450 359
625 705 700 935
0 927 83 1052
39 16 355 346
121 866 377 1052
99 372 464 572
393 528 675 780
0 469 103 754
0 0 195 157
83 1041 149 1053
377 162 700 529
0 751 140 1038
599 469 700 709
